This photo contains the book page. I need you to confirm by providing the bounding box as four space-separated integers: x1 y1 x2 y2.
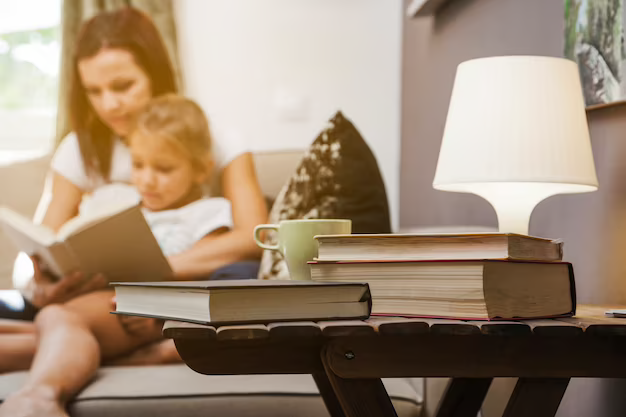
0 206 57 248
57 200 139 241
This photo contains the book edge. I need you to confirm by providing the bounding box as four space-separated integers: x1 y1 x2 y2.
309 259 571 265
109 280 371 290
112 310 372 326
314 233 558 242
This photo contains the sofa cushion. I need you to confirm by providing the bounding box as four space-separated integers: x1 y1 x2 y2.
253 150 304 202
0 365 421 417
258 111 392 280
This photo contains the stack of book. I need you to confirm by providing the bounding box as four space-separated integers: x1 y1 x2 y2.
309 233 576 320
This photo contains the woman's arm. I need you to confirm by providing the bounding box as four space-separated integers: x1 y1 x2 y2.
168 153 268 279
39 172 82 231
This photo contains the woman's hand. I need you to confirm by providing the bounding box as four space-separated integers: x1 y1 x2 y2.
29 256 108 308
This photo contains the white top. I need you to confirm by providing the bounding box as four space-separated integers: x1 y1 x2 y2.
51 124 248 192
143 197 233 256
80 183 233 256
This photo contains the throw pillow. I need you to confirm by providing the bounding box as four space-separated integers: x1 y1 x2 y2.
258 111 391 280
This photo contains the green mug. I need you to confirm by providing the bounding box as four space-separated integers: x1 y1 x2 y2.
254 219 352 280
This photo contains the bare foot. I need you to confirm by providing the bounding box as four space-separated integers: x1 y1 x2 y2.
0 388 68 417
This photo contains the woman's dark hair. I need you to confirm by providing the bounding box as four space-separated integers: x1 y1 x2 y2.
69 7 177 180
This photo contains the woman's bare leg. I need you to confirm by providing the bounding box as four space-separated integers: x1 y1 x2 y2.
0 319 35 333
0 293 39 372
0 333 36 373
0 305 95 417
0 316 36 373
0 290 163 417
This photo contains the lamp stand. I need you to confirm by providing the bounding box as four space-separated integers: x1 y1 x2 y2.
472 186 557 236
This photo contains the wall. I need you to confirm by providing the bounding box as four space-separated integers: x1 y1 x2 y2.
401 0 626 305
401 0 626 416
175 0 403 230
0 1 403 281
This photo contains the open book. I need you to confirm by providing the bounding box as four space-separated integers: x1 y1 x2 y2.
0 204 172 282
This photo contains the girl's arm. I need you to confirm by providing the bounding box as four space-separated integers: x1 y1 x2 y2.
167 153 268 279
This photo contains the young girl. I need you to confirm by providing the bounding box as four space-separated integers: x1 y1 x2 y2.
82 94 233 255
0 95 233 417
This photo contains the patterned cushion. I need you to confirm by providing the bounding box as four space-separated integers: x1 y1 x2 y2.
258 111 391 280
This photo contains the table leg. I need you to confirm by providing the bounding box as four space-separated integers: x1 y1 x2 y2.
313 372 347 417
321 345 398 417
435 378 493 417
502 378 570 417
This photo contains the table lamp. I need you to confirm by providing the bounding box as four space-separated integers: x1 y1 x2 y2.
432 56 598 235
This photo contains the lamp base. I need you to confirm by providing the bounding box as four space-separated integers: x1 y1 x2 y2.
436 182 597 235
491 203 534 235
471 186 560 236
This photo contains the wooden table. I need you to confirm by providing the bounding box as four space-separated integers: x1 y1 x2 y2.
163 306 626 417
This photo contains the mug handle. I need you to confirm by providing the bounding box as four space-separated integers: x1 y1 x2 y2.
253 224 280 251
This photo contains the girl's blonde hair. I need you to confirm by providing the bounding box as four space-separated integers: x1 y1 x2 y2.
134 94 212 172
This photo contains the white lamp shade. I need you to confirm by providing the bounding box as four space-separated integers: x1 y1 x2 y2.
433 56 598 192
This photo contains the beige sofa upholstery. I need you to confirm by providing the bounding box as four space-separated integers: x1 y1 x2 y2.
0 150 423 416
0 367 422 417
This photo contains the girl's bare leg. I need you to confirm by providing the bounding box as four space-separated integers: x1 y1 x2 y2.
0 290 162 417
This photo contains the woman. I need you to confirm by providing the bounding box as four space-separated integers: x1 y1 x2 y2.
0 7 267 365
1 94 248 417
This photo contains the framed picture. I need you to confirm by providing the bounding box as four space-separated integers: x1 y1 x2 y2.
565 0 626 109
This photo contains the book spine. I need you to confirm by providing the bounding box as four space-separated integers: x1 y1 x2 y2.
361 285 373 316
567 263 577 317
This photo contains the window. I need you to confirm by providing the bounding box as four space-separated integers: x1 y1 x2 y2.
0 0 61 162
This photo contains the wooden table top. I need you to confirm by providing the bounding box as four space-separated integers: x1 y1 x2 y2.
163 305 626 342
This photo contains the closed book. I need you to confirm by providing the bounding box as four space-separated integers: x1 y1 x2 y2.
314 233 563 262
111 279 372 325
309 260 575 320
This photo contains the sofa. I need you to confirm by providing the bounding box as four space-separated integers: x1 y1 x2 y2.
0 150 423 416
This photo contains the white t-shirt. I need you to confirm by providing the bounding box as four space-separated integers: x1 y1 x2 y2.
51 124 248 192
79 183 233 257
143 197 233 256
